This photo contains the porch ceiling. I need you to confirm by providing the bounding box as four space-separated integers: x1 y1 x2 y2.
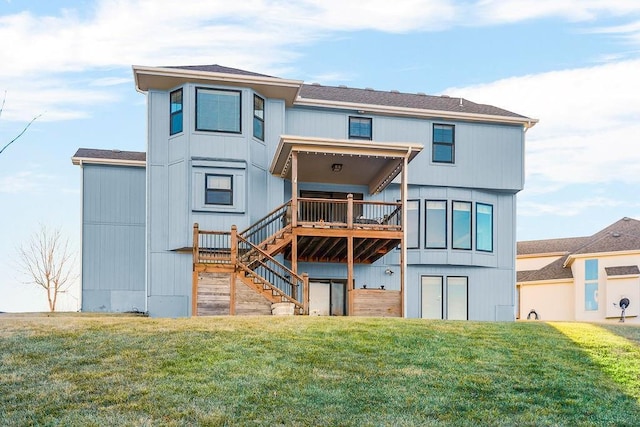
270 136 423 194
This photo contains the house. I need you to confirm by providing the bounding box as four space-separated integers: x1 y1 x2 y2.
72 64 537 319
517 217 640 323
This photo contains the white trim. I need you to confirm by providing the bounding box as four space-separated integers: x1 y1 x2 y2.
564 249 640 267
72 156 145 167
517 278 574 286
295 98 539 129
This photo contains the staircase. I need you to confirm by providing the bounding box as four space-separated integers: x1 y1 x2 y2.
193 201 307 315
193 196 403 316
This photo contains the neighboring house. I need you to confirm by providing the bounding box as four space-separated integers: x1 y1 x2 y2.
72 64 537 319
517 217 640 323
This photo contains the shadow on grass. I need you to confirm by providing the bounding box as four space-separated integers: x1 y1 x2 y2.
1 317 640 425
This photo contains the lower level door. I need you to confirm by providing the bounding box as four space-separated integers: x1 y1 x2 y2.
309 281 346 316
421 276 443 319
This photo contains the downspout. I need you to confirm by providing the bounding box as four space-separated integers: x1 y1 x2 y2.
78 160 84 312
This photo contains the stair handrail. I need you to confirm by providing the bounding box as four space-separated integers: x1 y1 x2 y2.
239 200 292 246
236 233 306 307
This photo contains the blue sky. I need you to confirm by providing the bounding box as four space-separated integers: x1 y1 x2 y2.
1 0 639 312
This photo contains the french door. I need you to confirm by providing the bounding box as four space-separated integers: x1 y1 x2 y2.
421 276 468 320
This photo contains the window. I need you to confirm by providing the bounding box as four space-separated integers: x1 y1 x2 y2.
349 117 372 140
452 201 471 250
196 88 241 133
585 259 598 311
406 200 420 249
170 89 183 135
447 277 468 320
253 94 264 141
205 174 233 205
433 124 454 163
476 203 493 252
425 200 447 249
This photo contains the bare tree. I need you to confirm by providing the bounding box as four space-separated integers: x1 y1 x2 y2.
0 91 42 155
17 225 77 312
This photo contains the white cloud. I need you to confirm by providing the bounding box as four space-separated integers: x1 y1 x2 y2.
0 171 54 193
445 59 640 188
518 196 629 217
1 0 640 122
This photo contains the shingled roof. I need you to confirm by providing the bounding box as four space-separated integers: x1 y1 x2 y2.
72 148 146 164
518 217 640 283
299 84 526 119
167 64 273 78
163 64 532 121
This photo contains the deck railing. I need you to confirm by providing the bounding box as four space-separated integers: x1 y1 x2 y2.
193 195 403 264
239 201 291 249
237 234 306 309
192 226 233 264
298 196 401 230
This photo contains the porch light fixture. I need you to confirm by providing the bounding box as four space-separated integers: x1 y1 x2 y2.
331 163 343 172
384 268 394 275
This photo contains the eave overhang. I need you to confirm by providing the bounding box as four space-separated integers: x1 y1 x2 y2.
563 249 640 268
133 66 304 106
270 135 423 195
294 98 539 129
71 156 145 167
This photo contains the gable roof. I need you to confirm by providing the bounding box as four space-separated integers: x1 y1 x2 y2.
167 64 273 78
133 64 537 128
605 266 640 276
71 148 146 166
299 84 526 119
518 217 640 283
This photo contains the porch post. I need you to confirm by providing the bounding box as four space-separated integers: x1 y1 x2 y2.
347 235 354 315
400 152 410 318
291 151 299 278
291 151 298 228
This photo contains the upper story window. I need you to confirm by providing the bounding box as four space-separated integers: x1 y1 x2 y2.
425 200 447 249
349 117 372 140
196 88 241 133
585 259 598 311
476 203 493 252
452 201 471 250
433 124 455 163
205 174 233 205
253 95 265 141
170 89 183 135
406 200 420 249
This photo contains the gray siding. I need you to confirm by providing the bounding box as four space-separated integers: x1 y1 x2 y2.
81 164 145 312
286 107 524 192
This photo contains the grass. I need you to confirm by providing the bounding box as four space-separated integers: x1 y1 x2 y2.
1 316 640 426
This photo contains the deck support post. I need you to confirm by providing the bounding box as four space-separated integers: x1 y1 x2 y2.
192 223 199 316
400 152 410 318
291 151 298 228
302 273 309 315
347 235 354 315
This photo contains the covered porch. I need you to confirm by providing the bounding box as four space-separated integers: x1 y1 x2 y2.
192 135 423 316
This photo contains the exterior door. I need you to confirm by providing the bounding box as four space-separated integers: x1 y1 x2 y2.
421 276 443 319
309 280 346 316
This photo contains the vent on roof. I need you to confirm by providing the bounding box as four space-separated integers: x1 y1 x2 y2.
390 90 399 93
612 232 621 237
623 217 630 221
417 92 427 96
338 85 347 88
311 82 321 86
440 95 450 98
365 87 374 91
112 149 121 153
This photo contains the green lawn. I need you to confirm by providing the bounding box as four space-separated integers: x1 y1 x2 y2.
1 316 640 426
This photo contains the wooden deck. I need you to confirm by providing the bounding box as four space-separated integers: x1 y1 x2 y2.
192 196 405 316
